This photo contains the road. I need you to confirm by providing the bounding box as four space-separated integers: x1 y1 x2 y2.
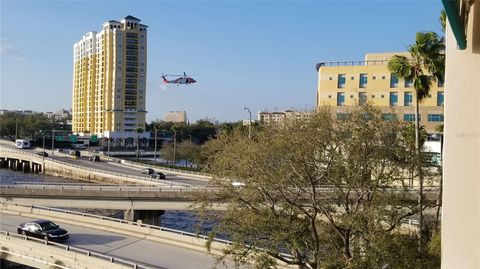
0 213 245 269
0 140 209 187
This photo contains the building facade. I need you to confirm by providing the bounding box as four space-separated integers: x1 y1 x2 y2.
72 15 148 141
316 52 445 133
258 110 313 125
164 111 187 123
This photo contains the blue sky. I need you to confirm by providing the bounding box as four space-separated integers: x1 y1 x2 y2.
1 0 444 122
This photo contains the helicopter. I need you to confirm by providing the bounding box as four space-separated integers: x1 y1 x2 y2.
162 72 197 85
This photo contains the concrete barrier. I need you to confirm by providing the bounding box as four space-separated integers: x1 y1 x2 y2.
0 231 146 269
0 202 228 256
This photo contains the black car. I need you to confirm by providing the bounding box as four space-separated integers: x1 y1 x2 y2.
17 220 69 242
89 155 100 162
37 151 49 157
141 168 155 175
150 172 166 179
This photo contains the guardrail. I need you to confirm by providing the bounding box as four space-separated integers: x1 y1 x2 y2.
106 155 212 179
0 184 203 192
0 230 150 269
0 148 193 188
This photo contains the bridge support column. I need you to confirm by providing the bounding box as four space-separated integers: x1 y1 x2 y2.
123 210 164 226
21 161 31 173
0 158 6 168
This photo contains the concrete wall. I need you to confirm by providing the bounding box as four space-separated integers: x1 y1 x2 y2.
0 234 133 269
442 1 480 268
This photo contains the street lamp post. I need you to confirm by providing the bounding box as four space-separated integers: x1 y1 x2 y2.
173 129 177 166
154 129 158 165
42 135 46 162
243 107 252 139
51 130 55 156
107 138 111 157
136 133 140 161
15 118 18 140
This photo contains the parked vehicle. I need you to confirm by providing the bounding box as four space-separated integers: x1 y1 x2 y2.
150 172 166 179
89 155 100 162
15 139 31 149
37 151 49 157
17 220 69 242
141 168 155 175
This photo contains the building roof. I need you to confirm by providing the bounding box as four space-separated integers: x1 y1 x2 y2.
139 24 149 28
108 20 120 23
124 15 141 21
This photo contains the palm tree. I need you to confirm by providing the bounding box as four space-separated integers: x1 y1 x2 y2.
388 31 444 253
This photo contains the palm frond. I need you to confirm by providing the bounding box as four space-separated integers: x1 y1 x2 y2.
387 55 413 80
414 75 433 101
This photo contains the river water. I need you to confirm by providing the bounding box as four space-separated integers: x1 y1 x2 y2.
0 169 212 234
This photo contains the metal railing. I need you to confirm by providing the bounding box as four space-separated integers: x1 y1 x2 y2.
0 230 151 269
316 59 390 68
0 184 203 192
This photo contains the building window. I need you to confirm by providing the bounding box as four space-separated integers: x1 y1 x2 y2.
404 92 413 106
390 74 398 88
359 92 367 106
338 74 346 88
404 114 419 122
359 74 368 88
337 113 350 120
405 78 414 88
389 92 398 106
437 91 444 106
337 92 345 106
382 113 398 121
428 114 444 122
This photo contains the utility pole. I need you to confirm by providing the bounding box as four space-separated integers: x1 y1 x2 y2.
15 118 18 140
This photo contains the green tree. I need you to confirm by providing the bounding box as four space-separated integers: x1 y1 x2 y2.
160 142 175 164
388 31 444 251
196 107 431 269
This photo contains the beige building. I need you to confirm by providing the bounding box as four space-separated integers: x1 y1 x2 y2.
258 110 313 125
441 0 480 268
72 15 148 141
316 52 445 133
164 111 187 123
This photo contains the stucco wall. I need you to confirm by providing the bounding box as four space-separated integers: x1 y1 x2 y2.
442 1 480 268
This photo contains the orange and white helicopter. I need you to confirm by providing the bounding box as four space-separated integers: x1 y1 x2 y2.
162 72 197 85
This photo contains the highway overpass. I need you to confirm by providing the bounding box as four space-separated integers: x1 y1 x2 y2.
0 202 255 269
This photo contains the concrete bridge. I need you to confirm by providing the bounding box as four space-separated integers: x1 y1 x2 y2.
0 149 192 187
0 202 255 269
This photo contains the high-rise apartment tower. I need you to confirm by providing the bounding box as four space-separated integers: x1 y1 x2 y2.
72 15 148 141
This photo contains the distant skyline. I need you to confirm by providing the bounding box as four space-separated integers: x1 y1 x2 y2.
1 0 444 122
